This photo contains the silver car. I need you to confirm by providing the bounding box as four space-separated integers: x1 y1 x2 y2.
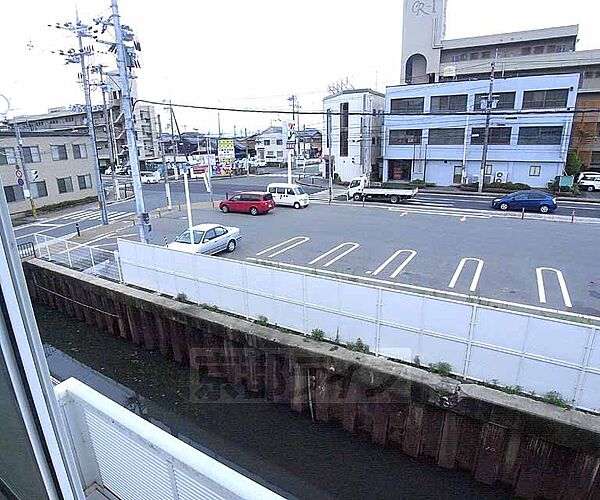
167 223 241 255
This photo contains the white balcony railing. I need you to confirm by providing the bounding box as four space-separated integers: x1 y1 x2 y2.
55 378 283 500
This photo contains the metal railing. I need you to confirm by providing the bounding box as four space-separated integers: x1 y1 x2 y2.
34 234 122 283
16 241 36 259
55 378 283 499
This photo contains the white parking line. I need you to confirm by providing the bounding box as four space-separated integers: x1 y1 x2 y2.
536 267 572 308
255 236 310 258
448 258 484 292
309 242 360 267
371 249 417 278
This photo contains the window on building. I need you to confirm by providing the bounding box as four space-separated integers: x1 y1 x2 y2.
0 147 16 165
484 164 493 175
276 139 283 145
529 165 541 177
263 139 270 146
340 102 349 156
77 174 92 190
522 89 569 109
521 47 532 56
471 127 512 145
556 45 566 53
428 128 465 145
371 137 376 145
390 97 424 114
72 144 87 159
533 46 545 54
591 151 600 165
469 52 480 60
517 126 564 145
389 129 422 145
56 176 74 193
546 45 556 54
277 151 283 158
3 185 24 203
596 123 600 137
460 53 467 61
595 71 600 79
481 51 491 59
30 181 48 198
22 146 41 163
451 55 461 63
474 92 516 110
430 94 468 113
51 145 68 161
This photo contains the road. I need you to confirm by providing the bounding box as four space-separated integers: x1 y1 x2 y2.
12 174 600 317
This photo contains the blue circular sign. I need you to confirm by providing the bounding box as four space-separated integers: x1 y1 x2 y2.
17 178 24 186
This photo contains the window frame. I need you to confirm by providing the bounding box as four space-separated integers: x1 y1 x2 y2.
72 144 88 159
30 181 48 199
77 174 93 190
22 146 41 163
529 165 541 177
388 129 423 145
56 176 74 194
430 94 468 113
517 126 564 145
428 128 466 146
470 127 512 145
3 185 25 203
51 144 68 161
390 97 424 115
0 147 17 165
522 89 569 109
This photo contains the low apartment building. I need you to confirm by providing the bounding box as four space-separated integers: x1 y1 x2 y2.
383 74 579 187
322 89 384 182
0 131 97 216
14 101 159 171
255 126 286 165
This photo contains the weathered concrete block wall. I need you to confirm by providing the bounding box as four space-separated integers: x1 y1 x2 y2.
24 260 600 499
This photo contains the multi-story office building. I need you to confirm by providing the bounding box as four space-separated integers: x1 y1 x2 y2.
322 89 384 181
0 130 98 216
383 74 579 187
401 0 600 170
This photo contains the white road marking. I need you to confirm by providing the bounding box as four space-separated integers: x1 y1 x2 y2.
255 236 310 258
372 249 417 278
536 267 572 308
309 242 360 267
247 258 598 322
460 216 467 222
448 258 484 292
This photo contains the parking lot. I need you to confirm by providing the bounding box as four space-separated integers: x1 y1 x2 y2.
111 200 600 317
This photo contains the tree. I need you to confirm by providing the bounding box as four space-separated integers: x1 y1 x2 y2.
566 152 583 177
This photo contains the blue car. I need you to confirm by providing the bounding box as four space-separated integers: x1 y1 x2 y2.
491 190 557 214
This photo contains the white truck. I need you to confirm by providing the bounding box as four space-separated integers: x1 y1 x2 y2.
347 176 418 204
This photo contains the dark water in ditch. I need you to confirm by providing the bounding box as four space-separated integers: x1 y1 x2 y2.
35 303 511 500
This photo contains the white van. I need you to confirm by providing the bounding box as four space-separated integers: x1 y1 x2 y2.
579 174 600 192
267 183 310 209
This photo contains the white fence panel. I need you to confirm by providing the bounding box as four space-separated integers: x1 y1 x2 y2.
116 239 600 413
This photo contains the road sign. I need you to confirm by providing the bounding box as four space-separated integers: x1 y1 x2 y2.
15 169 23 179
17 178 24 186
286 142 295 150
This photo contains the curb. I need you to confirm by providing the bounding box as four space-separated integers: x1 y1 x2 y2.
421 188 600 204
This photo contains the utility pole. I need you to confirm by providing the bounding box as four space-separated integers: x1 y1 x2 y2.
169 102 178 179
75 18 109 225
13 123 37 217
479 59 496 193
244 128 249 175
170 107 194 241
111 0 149 242
156 114 171 209
326 109 333 204
96 65 120 201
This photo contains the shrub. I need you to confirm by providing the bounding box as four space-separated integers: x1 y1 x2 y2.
543 390 568 408
255 315 269 326
409 179 426 186
175 292 188 302
310 328 325 341
346 337 370 353
429 362 452 376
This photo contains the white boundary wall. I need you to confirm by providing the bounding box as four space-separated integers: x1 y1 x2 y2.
118 239 600 413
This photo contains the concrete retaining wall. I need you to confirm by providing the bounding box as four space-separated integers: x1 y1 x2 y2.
24 259 600 499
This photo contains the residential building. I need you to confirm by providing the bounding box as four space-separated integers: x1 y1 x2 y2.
322 89 384 182
297 128 322 158
14 100 159 171
401 0 600 170
255 126 286 165
0 130 97 216
383 74 579 187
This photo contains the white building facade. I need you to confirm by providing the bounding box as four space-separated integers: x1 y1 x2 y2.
322 89 384 182
383 74 579 187
255 126 286 165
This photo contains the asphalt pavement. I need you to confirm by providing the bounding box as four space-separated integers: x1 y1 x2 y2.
12 173 600 317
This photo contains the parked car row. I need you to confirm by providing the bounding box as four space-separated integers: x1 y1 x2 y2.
219 182 309 215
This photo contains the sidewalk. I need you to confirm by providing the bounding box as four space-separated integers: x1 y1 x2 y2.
296 175 600 203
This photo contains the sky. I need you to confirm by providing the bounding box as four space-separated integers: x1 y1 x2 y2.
2 0 600 135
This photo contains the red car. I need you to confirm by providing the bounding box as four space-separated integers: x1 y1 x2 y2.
219 192 275 216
